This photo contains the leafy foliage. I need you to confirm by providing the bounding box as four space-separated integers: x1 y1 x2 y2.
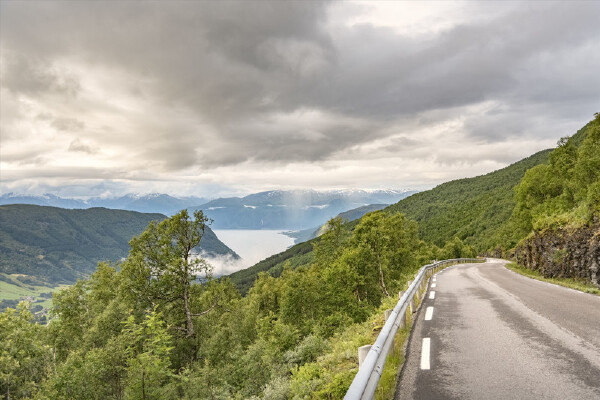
511 114 600 233
0 303 51 399
0 207 440 399
228 239 315 295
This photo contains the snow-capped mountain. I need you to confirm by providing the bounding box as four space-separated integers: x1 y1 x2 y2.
0 189 417 228
192 189 417 229
0 192 208 215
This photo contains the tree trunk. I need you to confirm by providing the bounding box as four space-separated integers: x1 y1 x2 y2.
142 370 146 400
379 259 390 297
183 283 194 337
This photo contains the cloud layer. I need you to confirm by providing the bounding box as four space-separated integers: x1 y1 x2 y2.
1 1 599 197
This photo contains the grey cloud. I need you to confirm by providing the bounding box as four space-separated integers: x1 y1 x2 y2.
52 117 85 132
1 1 599 172
0 53 80 97
68 138 96 154
1 148 50 166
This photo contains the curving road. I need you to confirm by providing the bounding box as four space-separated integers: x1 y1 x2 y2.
395 259 600 400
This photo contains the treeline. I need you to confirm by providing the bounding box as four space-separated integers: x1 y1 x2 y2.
509 113 600 237
1 209 475 399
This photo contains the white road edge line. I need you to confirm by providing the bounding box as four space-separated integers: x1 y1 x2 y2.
429 291 435 299
425 306 434 320
421 338 431 370
431 283 437 288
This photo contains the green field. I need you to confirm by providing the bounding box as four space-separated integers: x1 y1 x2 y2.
0 273 67 310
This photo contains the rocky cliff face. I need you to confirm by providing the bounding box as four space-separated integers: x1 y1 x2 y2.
514 221 600 286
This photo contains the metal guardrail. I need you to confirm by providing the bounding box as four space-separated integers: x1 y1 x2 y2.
344 258 484 400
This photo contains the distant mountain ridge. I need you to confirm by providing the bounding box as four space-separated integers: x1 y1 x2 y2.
0 193 209 216
194 189 416 229
285 203 389 244
0 205 238 285
1 189 416 230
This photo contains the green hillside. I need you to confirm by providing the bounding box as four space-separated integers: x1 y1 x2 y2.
0 205 237 285
228 239 315 295
385 150 551 251
386 120 595 252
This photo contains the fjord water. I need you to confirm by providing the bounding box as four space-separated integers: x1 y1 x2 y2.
209 229 295 275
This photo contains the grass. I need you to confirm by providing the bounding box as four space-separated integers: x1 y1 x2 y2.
0 273 67 309
505 262 600 295
289 269 440 399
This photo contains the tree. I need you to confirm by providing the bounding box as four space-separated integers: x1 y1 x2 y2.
49 280 90 362
123 310 174 400
352 211 420 298
312 217 350 269
0 303 51 399
120 210 214 338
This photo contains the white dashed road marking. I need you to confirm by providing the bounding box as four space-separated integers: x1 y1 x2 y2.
421 338 431 370
431 283 437 288
425 306 434 321
429 291 435 299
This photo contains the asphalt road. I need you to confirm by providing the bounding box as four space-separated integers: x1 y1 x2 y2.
395 259 600 400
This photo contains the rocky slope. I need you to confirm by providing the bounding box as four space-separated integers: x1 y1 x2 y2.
514 220 600 286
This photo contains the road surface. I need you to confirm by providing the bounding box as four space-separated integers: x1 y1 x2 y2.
395 259 600 400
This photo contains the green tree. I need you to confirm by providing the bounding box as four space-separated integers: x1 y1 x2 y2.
49 280 90 361
0 303 51 399
123 310 174 400
46 335 128 400
512 113 600 231
352 212 421 298
120 210 214 338
312 217 350 269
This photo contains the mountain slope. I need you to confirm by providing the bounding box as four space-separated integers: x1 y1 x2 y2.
0 193 208 216
386 149 552 251
195 189 415 229
0 205 237 284
286 203 389 244
386 121 596 253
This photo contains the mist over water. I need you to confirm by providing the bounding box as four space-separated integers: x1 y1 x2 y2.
206 230 295 276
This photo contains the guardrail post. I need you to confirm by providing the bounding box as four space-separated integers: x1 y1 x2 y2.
358 345 372 368
385 309 393 321
410 296 415 313
399 309 407 329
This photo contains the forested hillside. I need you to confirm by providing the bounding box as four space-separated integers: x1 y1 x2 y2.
386 149 551 252
0 205 237 285
229 239 315 295
386 119 596 254
513 114 600 283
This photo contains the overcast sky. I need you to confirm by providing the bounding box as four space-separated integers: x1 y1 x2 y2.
1 1 599 198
